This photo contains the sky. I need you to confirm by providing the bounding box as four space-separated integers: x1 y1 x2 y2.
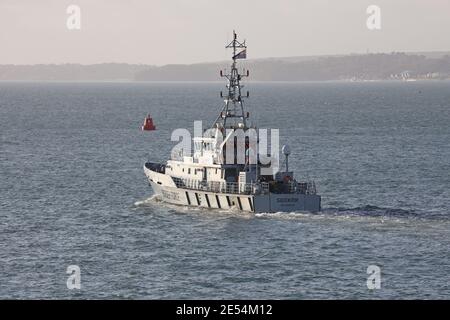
1 0 449 65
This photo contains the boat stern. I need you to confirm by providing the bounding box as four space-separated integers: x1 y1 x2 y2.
253 193 321 213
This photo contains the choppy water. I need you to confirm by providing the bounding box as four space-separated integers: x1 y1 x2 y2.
0 81 449 299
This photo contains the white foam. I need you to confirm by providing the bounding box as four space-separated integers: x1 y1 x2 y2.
133 194 161 207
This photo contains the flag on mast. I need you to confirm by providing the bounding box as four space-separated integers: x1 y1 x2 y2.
233 49 247 60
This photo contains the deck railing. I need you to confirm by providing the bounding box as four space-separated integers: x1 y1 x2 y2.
170 177 316 195
171 177 271 195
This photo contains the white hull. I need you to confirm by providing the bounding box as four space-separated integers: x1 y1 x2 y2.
145 166 321 213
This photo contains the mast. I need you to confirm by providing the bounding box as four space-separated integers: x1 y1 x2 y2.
212 30 250 130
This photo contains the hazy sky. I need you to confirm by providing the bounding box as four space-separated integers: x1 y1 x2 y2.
1 0 449 65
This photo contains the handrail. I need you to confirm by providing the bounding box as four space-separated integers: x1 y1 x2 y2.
170 177 316 195
171 177 269 195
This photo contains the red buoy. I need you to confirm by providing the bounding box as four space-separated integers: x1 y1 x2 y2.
141 114 156 131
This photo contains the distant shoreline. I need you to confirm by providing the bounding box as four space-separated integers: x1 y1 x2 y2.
1 80 449 85
1 52 449 82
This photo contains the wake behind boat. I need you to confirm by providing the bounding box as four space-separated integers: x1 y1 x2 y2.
144 31 321 213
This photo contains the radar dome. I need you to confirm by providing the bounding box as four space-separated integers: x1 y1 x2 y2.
282 145 291 156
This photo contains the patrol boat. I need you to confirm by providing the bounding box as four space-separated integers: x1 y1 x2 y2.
144 31 321 212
